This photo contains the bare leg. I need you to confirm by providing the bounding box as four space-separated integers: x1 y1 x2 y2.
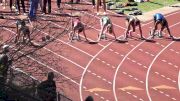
27 32 31 43
151 22 158 39
110 25 116 40
96 0 100 14
76 31 81 41
3 0 6 8
15 25 19 43
82 29 88 41
97 25 105 42
124 23 131 40
15 32 20 43
165 24 173 38
70 29 76 42
102 0 106 12
138 23 143 39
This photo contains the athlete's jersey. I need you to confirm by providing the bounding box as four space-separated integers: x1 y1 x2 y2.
126 16 140 26
154 13 165 21
101 16 111 26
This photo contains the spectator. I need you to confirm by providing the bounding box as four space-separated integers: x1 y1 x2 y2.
57 0 61 9
16 0 26 14
96 0 106 15
92 0 101 8
85 96 94 101
69 0 80 4
1 0 7 9
0 45 12 94
29 0 39 21
37 72 57 101
39 0 43 12
43 0 51 14
9 0 14 12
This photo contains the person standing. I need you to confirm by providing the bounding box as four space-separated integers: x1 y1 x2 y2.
1 0 7 9
96 0 106 15
43 0 51 14
92 0 101 8
57 0 61 9
37 72 57 101
9 0 14 12
92 0 95 8
29 0 39 20
69 0 80 4
0 45 12 99
39 0 43 12
16 0 26 14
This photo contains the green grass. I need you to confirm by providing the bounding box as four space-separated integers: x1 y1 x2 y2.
137 0 180 12
108 0 180 14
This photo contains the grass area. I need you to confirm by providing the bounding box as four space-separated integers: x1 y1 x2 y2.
108 0 180 14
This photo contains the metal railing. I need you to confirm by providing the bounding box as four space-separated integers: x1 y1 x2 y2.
0 67 73 101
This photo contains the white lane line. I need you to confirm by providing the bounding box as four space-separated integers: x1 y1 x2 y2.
178 70 180 92
12 66 39 81
146 42 174 101
170 48 180 55
146 22 180 101
152 88 177 101
79 42 112 101
174 65 178 69
161 59 179 69
162 60 167 62
113 37 149 101
16 48 80 85
44 47 85 68
154 72 177 83
120 90 144 101
109 49 114 52
138 48 155 57
137 63 142 66
122 71 144 84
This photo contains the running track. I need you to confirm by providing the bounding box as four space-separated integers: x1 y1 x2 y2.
0 0 180 101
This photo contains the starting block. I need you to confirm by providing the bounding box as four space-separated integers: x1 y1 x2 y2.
115 38 128 43
88 41 98 44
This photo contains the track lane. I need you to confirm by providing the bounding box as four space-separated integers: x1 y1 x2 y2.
114 10 180 100
1 1 180 100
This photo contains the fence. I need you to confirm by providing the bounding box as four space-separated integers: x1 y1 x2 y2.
1 67 73 101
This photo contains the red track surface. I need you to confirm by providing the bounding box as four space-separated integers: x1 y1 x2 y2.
0 0 180 101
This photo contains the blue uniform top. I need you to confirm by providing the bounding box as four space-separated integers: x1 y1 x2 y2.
154 13 165 21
